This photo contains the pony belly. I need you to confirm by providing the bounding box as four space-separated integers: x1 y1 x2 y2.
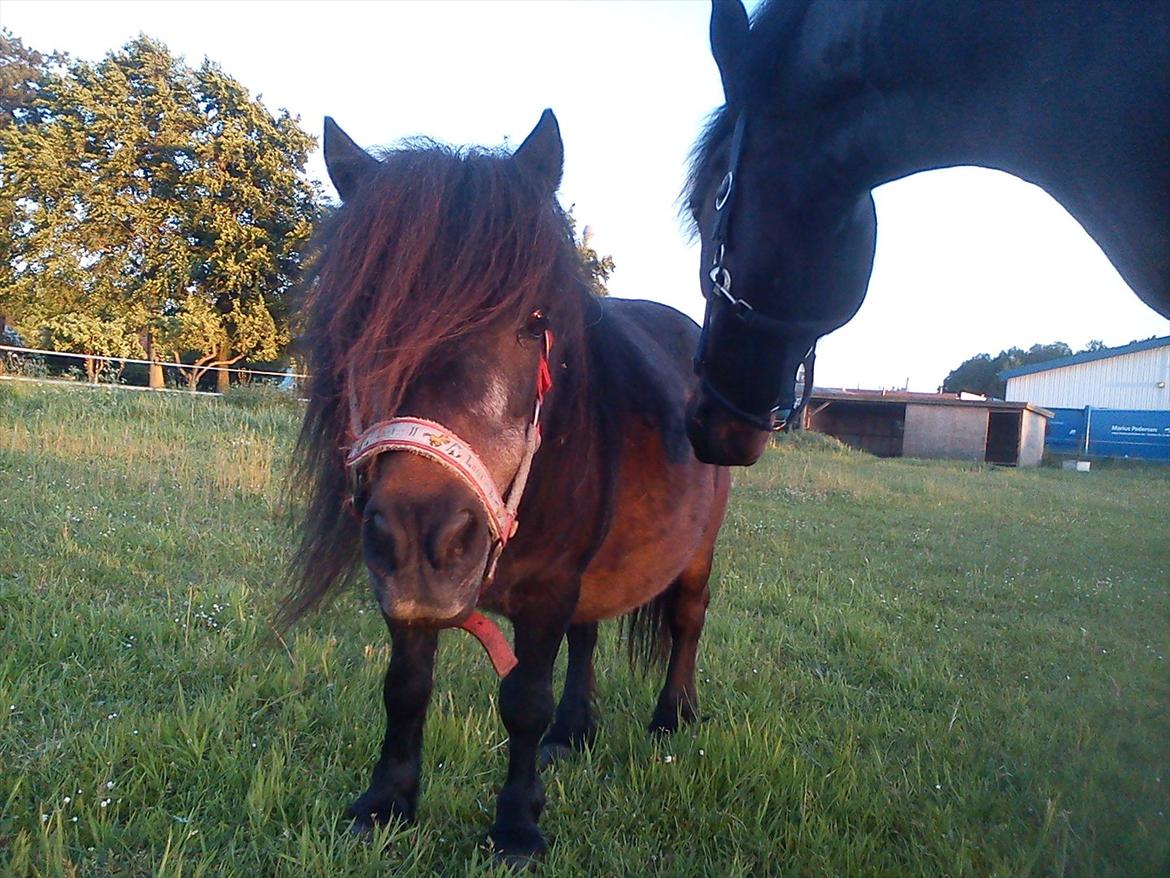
571 554 694 623
571 472 721 622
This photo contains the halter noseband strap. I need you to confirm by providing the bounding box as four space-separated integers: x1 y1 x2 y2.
693 111 816 431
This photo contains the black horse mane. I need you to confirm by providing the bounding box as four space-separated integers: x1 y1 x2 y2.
682 0 812 236
279 139 679 628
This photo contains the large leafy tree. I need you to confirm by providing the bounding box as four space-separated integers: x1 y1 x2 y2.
0 34 319 388
942 341 1079 398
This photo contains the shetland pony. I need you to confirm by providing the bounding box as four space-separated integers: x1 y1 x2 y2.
282 111 730 862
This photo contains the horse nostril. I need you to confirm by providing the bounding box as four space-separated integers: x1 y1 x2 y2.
428 508 480 571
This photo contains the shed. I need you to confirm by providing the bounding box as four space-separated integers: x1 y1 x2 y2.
801 389 1052 466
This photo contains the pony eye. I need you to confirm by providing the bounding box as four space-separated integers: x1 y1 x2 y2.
522 308 549 339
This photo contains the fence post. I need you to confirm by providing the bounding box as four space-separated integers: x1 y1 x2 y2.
144 330 164 389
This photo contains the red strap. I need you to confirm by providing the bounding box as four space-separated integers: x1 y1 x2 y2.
458 611 519 677
537 330 554 399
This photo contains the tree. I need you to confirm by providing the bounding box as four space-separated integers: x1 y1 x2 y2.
565 207 615 297
942 341 1077 398
39 312 141 382
0 34 320 389
0 30 68 334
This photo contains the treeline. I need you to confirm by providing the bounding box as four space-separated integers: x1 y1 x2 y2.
0 30 614 392
942 340 1120 399
0 30 320 390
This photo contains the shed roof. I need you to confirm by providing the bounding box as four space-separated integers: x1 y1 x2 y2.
808 388 1052 417
999 336 1170 379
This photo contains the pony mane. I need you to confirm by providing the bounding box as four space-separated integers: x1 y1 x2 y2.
280 139 592 627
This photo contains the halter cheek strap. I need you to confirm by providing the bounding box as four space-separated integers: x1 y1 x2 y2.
344 330 554 678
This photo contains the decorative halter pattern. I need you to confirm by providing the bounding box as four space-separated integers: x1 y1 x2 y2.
346 417 520 545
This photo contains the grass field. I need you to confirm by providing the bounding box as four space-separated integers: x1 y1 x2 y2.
1 382 1167 877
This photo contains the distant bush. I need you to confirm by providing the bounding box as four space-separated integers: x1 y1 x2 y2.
771 429 855 455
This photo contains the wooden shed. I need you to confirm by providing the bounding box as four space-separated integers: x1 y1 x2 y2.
801 389 1052 466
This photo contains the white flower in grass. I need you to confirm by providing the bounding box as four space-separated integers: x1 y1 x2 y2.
663 754 674 764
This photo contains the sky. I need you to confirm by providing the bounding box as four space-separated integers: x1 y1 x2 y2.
4 0 1166 391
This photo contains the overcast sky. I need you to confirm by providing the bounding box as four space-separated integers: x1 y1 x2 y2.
6 0 1167 390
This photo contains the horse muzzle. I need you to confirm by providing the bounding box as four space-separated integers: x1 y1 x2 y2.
685 391 771 466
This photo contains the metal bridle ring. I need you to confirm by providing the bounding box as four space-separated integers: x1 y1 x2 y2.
714 171 734 211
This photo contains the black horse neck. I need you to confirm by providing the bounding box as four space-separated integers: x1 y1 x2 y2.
767 0 1169 312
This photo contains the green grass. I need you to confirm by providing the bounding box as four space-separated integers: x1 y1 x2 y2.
1 382 1167 877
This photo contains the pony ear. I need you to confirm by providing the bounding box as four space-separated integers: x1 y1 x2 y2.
323 117 380 201
513 109 563 194
710 0 751 105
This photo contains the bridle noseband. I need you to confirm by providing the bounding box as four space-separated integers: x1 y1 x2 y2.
693 112 815 432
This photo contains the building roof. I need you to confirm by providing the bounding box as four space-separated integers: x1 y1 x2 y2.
1000 336 1170 379
808 388 1052 417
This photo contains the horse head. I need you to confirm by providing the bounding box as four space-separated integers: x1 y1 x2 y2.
310 112 570 629
685 0 876 465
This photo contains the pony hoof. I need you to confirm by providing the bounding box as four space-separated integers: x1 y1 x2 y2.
538 743 575 768
491 826 547 869
346 819 375 843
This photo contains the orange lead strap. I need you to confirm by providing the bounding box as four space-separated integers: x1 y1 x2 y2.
459 611 519 677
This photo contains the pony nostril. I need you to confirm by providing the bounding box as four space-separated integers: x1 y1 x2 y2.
363 509 401 573
428 509 480 571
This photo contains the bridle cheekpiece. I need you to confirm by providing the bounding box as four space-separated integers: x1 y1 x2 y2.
693 112 815 433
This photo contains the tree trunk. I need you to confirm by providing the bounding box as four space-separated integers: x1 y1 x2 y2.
215 341 231 394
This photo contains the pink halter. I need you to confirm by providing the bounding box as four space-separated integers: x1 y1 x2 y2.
344 331 554 677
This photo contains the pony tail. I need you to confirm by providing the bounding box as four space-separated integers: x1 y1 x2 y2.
620 582 676 670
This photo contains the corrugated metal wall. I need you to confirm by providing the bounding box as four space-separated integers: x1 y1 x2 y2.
1005 346 1170 410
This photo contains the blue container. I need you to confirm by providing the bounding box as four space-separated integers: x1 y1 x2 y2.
1046 407 1170 461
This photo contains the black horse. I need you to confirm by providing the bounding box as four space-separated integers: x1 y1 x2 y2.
281 112 729 862
685 0 1170 465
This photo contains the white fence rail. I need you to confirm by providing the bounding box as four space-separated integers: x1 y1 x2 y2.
0 343 308 383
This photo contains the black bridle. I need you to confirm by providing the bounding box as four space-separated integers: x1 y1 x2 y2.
693 112 816 432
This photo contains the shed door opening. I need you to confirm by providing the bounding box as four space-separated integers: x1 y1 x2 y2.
806 401 906 457
985 411 1022 465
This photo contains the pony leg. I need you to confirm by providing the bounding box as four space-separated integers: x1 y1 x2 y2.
490 609 569 863
540 622 599 765
348 625 438 835
647 554 713 735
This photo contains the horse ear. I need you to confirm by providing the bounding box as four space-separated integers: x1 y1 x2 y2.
323 117 380 201
513 109 563 194
710 0 751 104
